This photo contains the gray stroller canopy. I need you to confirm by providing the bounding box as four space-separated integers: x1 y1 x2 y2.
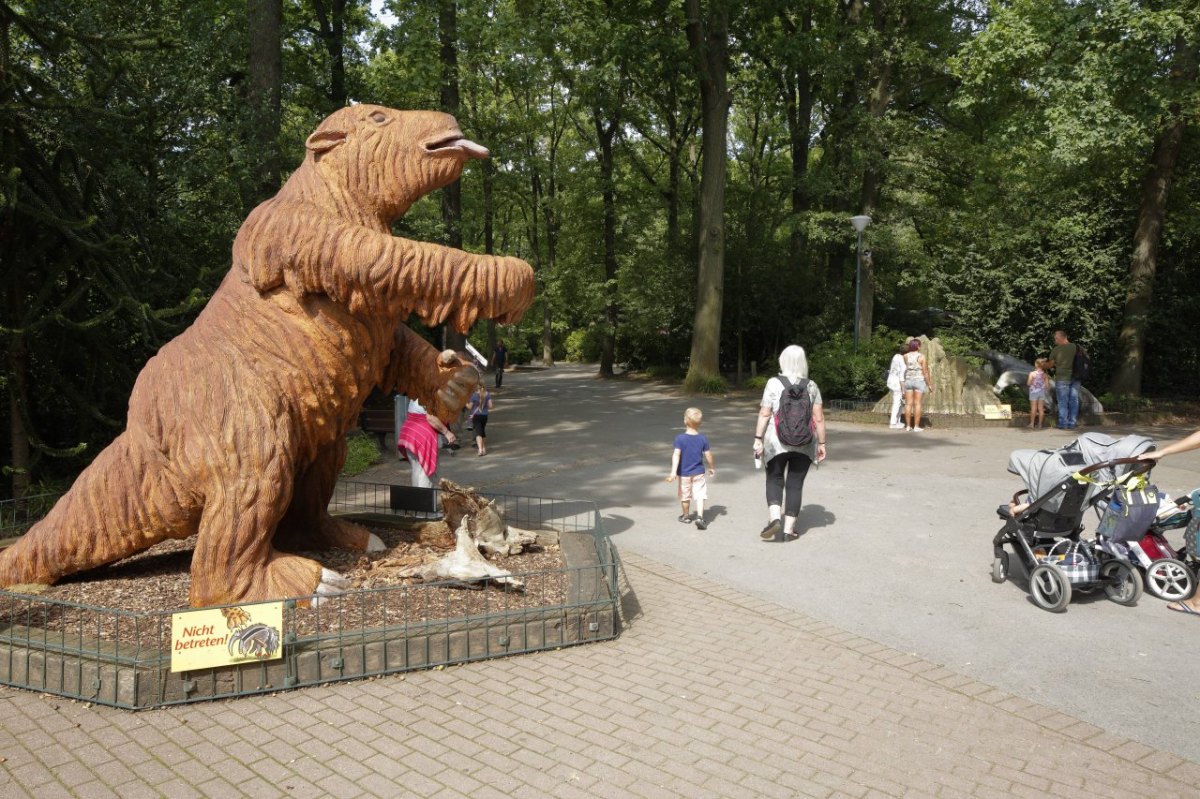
1007 433 1156 512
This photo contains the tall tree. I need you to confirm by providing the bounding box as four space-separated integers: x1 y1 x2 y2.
309 0 351 108
438 0 466 350
1111 35 1197 396
683 0 730 389
247 0 283 207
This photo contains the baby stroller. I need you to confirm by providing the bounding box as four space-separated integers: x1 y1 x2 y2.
991 433 1154 612
1120 490 1199 601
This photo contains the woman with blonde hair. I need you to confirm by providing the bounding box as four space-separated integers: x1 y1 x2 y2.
752 345 827 542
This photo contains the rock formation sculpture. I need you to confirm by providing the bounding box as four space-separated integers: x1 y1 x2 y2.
873 340 1104 417
0 106 535 607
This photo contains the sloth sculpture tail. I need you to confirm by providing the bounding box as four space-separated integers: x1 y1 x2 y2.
0 431 194 588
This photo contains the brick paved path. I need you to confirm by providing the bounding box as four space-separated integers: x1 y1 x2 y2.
2 551 1197 798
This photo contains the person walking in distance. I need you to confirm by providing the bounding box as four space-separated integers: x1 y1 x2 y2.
753 345 826 542
467 383 493 456
1047 330 1079 430
492 340 508 388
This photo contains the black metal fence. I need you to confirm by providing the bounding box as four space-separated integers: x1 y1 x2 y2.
0 484 619 708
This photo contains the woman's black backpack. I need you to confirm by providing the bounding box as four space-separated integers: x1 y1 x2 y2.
775 377 814 447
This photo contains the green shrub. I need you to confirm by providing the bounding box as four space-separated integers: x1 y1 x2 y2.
743 375 769 391
1097 392 1152 412
644 364 685 380
341 433 382 477
505 337 534 365
807 328 906 400
683 373 729 394
1000 385 1030 412
565 328 604 362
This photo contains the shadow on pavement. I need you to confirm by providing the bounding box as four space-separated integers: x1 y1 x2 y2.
796 504 836 533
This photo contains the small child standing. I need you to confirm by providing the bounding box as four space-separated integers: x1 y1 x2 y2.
665 408 716 529
1026 358 1049 429
467 384 493 456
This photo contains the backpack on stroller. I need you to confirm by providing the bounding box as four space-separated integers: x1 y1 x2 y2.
991 433 1155 612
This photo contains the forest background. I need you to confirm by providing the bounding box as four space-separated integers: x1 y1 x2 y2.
2 0 1198 497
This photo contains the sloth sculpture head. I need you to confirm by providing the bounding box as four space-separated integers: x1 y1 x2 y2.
301 105 489 220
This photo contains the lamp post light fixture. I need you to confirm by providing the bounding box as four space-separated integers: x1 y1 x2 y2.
849 215 871 350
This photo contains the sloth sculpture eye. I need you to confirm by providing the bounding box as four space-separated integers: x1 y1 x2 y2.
369 111 387 124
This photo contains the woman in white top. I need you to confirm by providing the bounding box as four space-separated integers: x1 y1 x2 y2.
886 344 906 429
752 345 827 542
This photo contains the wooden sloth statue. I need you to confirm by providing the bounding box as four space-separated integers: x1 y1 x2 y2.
0 106 535 607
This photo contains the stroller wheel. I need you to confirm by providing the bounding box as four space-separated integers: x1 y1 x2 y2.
1101 561 1143 606
991 553 1010 584
1029 564 1071 612
1144 559 1196 601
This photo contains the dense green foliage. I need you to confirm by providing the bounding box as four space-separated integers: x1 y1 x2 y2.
2 0 1198 495
341 433 383 477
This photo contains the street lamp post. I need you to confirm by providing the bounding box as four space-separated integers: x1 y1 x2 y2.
850 215 871 349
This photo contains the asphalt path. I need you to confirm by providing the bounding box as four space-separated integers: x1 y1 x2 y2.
358 363 1200 763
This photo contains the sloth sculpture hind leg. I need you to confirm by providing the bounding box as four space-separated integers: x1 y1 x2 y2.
0 431 196 588
187 456 347 607
273 439 384 554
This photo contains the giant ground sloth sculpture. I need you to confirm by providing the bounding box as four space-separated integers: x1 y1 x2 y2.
0 106 535 607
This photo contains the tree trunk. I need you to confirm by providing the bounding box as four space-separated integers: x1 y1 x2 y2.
312 0 348 108
542 164 558 367
683 0 730 388
1111 37 1195 397
781 9 814 269
438 0 466 351
6 336 30 500
1111 122 1188 395
482 158 498 364
247 0 282 208
595 110 619 377
854 6 896 345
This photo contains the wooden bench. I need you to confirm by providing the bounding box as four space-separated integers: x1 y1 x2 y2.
359 409 395 449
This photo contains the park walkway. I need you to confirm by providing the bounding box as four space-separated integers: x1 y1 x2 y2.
2 549 1197 798
2 364 1198 796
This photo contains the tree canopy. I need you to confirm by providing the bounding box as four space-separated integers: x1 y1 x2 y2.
2 0 1198 495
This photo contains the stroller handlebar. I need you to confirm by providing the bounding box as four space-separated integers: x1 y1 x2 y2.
1075 457 1154 479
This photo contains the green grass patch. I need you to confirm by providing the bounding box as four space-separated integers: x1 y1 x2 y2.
341 433 382 477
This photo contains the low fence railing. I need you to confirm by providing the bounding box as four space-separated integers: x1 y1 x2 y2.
0 484 619 708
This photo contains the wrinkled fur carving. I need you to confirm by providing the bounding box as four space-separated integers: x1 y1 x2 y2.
0 106 534 607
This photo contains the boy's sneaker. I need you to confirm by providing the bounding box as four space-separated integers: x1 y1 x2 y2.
695 517 708 530
677 515 692 524
760 519 783 541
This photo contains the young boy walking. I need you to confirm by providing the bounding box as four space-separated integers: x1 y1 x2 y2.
665 408 716 529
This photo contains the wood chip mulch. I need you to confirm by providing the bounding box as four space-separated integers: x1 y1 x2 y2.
0 519 567 650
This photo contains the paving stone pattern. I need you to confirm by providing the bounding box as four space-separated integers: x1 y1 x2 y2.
1 551 1196 798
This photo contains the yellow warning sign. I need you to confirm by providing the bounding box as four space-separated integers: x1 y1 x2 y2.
982 403 1013 420
170 602 284 672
